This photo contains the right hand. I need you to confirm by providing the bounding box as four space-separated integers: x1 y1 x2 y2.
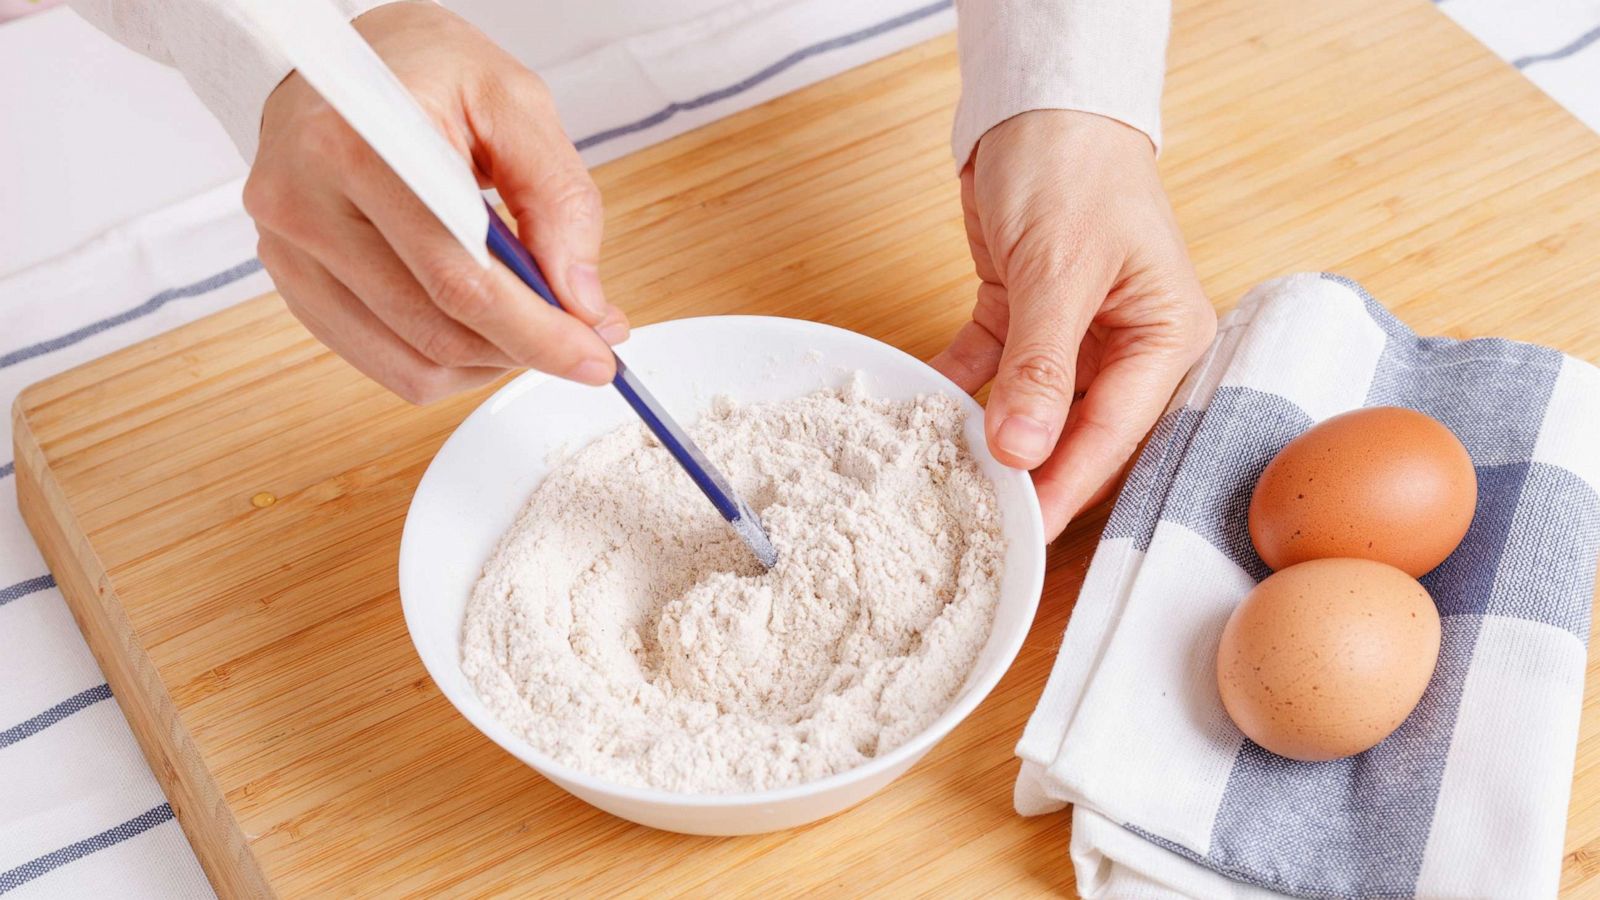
245 1 628 404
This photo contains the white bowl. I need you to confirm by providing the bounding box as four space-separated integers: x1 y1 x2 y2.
399 316 1045 835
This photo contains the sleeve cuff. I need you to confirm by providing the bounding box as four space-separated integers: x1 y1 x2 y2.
171 0 406 162
951 0 1171 168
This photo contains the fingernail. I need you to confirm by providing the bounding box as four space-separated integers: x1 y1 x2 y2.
997 415 1052 464
569 357 613 386
596 320 629 345
567 263 606 319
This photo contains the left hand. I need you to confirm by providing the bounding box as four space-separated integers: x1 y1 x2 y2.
931 110 1216 540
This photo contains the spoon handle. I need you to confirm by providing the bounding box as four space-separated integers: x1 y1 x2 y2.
483 204 777 568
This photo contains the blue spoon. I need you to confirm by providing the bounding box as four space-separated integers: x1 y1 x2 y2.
485 204 778 569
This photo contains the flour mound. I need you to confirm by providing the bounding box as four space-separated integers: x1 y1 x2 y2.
460 379 1004 793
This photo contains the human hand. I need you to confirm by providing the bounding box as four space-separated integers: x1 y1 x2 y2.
245 1 627 404
932 110 1216 539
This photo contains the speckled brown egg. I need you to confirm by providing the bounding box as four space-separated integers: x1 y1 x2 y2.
1249 406 1476 577
1216 558 1441 761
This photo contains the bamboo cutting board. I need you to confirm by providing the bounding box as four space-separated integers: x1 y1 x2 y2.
15 0 1600 895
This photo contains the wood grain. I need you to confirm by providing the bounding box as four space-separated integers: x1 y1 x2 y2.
14 0 1600 895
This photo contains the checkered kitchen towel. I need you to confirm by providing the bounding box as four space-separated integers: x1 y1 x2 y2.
1015 273 1600 899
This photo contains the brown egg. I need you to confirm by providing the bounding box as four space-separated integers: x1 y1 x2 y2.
1249 406 1476 577
1216 558 1441 761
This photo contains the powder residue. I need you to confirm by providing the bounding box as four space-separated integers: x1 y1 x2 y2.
460 378 1004 793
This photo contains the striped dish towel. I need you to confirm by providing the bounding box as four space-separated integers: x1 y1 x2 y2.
1016 273 1600 899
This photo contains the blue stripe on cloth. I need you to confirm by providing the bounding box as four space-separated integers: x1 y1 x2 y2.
0 803 175 894
0 258 263 373
1513 22 1600 69
574 0 952 150
0 258 266 481
0 573 55 607
1326 272 1563 466
1103 406 1206 552
1474 463 1600 640
1424 462 1531 620
0 684 112 750
1146 387 1311 579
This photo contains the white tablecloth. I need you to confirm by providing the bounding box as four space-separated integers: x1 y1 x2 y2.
0 0 1595 894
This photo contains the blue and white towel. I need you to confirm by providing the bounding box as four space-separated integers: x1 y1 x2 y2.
1016 273 1600 898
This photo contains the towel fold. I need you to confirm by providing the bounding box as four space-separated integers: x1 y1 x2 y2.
1017 273 1600 899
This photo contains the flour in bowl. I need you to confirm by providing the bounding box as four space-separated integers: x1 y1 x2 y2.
460 378 1004 793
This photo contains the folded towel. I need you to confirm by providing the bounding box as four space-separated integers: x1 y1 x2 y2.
1016 273 1600 899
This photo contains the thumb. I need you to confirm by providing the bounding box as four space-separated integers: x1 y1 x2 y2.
471 74 613 328
986 248 1113 470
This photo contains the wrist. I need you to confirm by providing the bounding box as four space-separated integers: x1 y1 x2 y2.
258 1 426 152
979 109 1156 165
351 0 442 41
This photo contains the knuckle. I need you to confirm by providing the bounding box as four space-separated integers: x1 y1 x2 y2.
972 284 1009 329
473 70 550 133
428 263 495 321
392 364 456 406
1006 351 1074 398
549 178 603 226
512 70 553 103
945 327 996 374
413 325 476 369
277 289 307 320
242 175 287 230
254 234 284 272
276 289 323 338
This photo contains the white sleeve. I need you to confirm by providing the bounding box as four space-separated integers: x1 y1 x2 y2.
68 0 403 162
951 0 1172 166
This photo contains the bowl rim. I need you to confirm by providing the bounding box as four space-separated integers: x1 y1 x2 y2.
399 314 1046 808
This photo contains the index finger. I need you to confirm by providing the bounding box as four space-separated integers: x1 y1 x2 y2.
1030 338 1197 537
341 142 617 384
